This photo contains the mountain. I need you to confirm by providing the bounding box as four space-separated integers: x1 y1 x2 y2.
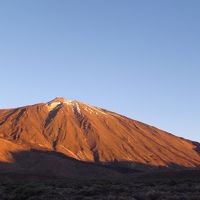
0 97 199 177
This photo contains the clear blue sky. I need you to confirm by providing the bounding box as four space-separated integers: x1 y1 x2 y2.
0 1 200 141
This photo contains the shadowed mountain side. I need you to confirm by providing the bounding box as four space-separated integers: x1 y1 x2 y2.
0 150 123 179
0 149 199 180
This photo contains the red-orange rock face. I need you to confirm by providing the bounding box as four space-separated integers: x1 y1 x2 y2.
0 97 199 169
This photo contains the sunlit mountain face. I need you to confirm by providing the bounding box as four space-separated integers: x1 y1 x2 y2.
0 97 199 177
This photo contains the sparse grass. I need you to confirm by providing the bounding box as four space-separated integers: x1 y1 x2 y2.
1 171 200 200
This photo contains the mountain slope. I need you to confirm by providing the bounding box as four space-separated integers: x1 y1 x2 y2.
0 97 199 170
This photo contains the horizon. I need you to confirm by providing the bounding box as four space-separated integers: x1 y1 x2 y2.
1 1 200 142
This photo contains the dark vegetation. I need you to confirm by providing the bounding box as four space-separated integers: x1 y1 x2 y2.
1 170 200 200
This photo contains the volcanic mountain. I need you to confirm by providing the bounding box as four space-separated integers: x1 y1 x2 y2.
0 97 199 176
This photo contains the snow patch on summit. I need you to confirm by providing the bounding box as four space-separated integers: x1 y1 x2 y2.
83 104 107 115
63 100 73 105
72 101 81 115
46 98 74 111
47 102 62 111
46 98 106 117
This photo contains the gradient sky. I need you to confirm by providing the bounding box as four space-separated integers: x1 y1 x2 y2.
0 1 200 141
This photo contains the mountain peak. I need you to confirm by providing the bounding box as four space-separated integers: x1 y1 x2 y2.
47 97 77 110
51 97 66 103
